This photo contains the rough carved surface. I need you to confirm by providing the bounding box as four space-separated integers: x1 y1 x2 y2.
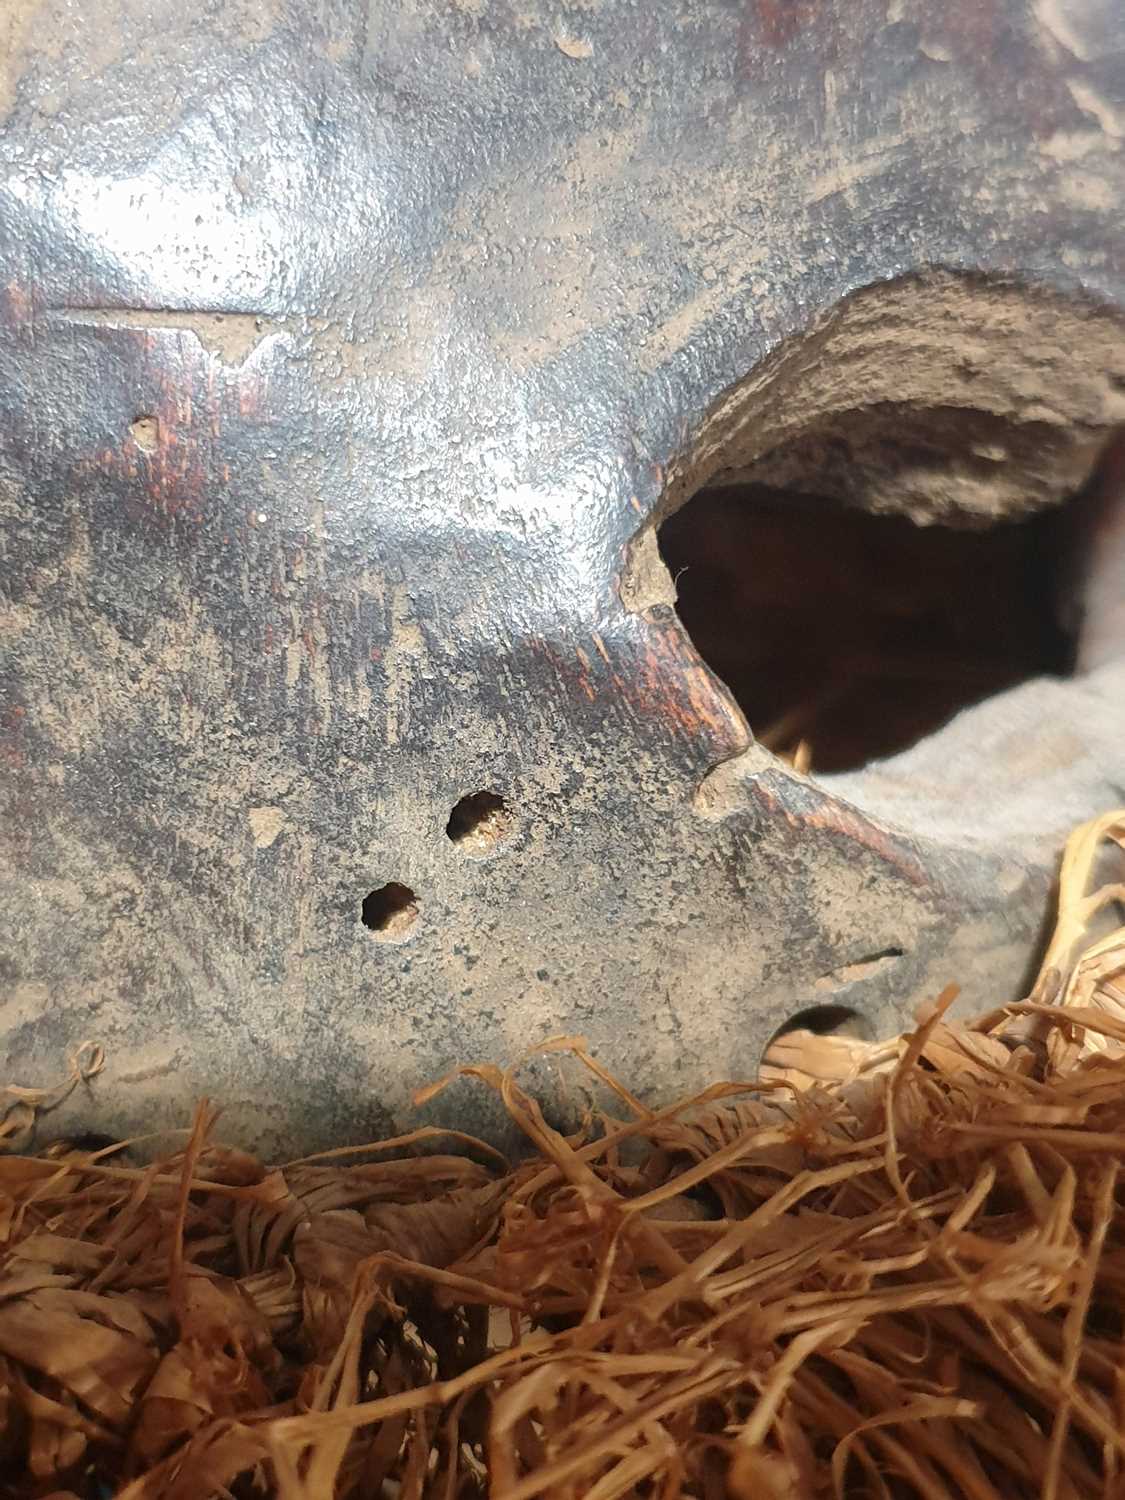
0 0 1123 1152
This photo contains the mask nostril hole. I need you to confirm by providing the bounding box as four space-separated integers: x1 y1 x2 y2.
361 882 419 941
446 791 513 856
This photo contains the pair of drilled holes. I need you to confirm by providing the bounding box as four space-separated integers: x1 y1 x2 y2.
361 791 512 941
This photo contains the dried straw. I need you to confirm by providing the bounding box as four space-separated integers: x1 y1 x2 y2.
1 811 1123 1499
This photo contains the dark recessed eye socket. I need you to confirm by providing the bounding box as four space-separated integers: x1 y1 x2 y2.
658 477 1079 775
646 279 1125 780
